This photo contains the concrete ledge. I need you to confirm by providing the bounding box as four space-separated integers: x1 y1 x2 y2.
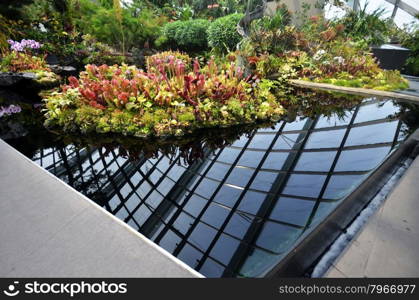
326 155 419 277
0 140 202 278
289 79 419 103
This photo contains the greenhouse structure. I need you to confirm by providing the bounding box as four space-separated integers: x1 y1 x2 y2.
0 0 419 288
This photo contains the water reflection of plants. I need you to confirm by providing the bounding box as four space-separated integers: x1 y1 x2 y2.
4 87 369 166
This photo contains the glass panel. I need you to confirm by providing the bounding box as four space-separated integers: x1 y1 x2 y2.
189 222 217 251
323 174 367 200
294 151 337 172
200 258 225 278
262 152 289 170
247 134 275 149
270 197 316 226
345 121 398 146
256 221 303 253
305 129 346 149
354 101 399 123
210 234 241 265
201 203 230 229
282 174 327 198
238 191 266 215
226 167 254 187
237 150 265 168
177 243 203 268
335 147 391 171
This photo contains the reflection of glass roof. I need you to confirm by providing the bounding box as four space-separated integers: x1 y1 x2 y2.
326 0 419 28
29 98 410 277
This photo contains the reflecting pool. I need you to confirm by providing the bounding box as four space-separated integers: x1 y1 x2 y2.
2 93 419 277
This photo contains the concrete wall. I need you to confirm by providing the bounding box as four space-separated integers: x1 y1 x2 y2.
265 0 325 22
0 140 202 278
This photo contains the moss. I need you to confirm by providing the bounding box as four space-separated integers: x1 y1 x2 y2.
178 111 195 123
308 69 408 91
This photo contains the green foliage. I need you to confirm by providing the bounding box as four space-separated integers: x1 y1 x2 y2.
0 16 20 51
331 4 396 46
175 19 210 50
256 4 292 31
75 1 167 51
402 26 419 76
0 0 36 20
239 12 408 92
310 69 409 91
207 13 243 53
158 19 210 51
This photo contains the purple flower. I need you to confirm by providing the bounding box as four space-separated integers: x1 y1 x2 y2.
7 39 42 52
0 104 22 118
8 105 22 113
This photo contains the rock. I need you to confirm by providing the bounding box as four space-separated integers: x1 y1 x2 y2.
0 71 59 94
0 72 37 87
48 65 77 76
0 120 28 140
0 89 41 104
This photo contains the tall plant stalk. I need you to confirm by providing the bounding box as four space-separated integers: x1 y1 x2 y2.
113 0 125 57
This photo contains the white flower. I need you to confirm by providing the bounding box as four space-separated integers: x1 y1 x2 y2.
333 56 345 64
313 49 326 61
38 23 48 33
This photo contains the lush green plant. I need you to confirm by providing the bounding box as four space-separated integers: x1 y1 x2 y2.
0 0 36 20
75 1 167 51
43 58 285 137
331 4 395 46
156 21 181 49
157 19 210 51
207 13 243 53
402 26 419 76
256 3 292 31
239 13 408 91
0 16 23 51
176 19 210 51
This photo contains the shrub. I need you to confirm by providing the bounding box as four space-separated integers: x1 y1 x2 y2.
175 19 210 51
332 5 395 46
239 12 408 91
158 19 210 51
207 13 243 53
402 27 419 76
76 3 167 51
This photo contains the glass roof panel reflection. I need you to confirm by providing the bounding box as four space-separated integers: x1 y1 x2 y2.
25 98 413 277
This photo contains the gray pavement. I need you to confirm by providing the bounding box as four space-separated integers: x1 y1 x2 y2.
0 139 202 277
326 155 419 277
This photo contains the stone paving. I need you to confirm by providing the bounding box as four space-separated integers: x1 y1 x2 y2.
0 140 201 277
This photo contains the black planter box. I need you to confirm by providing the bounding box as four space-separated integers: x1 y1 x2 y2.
372 44 411 71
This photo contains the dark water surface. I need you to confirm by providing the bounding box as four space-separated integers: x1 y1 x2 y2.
2 94 419 277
